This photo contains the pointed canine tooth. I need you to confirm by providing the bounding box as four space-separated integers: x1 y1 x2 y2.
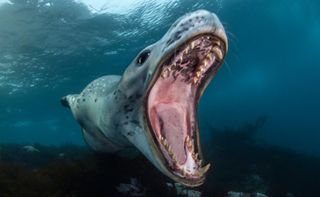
211 47 223 60
200 164 211 175
196 71 201 78
213 40 221 46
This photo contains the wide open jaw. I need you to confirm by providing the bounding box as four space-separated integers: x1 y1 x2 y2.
146 34 226 183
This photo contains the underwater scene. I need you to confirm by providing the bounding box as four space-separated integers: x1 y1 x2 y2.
0 0 319 196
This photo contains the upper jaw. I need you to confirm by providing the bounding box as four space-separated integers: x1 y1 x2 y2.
146 11 228 92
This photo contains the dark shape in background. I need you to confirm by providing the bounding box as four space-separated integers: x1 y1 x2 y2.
0 119 319 196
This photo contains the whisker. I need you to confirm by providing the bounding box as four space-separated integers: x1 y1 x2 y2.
223 60 233 76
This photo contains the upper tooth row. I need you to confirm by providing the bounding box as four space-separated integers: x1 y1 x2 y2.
211 46 223 60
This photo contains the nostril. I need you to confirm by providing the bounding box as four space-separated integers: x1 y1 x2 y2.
61 97 70 108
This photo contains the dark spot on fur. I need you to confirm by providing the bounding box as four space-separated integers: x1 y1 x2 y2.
127 131 134 136
94 98 97 102
82 98 85 102
131 120 139 125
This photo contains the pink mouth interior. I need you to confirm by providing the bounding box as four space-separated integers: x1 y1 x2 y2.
147 35 223 176
148 75 196 164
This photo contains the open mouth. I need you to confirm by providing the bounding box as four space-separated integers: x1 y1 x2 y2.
146 34 226 182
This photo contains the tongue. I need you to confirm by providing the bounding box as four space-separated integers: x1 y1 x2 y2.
155 103 187 164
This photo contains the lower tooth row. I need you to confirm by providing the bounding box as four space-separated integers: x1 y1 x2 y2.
160 136 178 163
160 135 209 176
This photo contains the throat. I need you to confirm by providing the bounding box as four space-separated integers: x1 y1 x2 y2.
148 73 197 165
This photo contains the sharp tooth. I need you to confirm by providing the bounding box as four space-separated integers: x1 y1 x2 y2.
161 69 169 78
200 66 205 72
198 159 203 166
191 42 195 49
200 164 211 175
182 170 187 177
172 155 177 162
196 71 201 78
168 145 173 155
192 77 198 85
204 59 208 67
186 135 193 151
163 139 170 149
213 40 221 46
179 56 183 63
159 135 163 141
206 53 212 61
185 46 189 54
211 47 223 60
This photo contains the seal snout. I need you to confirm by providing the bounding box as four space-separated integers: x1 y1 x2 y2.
60 96 70 108
164 9 227 53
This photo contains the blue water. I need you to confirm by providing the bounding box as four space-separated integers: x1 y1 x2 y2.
0 0 319 157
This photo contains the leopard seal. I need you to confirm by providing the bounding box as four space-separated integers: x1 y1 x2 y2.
61 9 228 187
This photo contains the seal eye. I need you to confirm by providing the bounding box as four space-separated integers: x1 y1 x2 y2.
137 50 150 65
